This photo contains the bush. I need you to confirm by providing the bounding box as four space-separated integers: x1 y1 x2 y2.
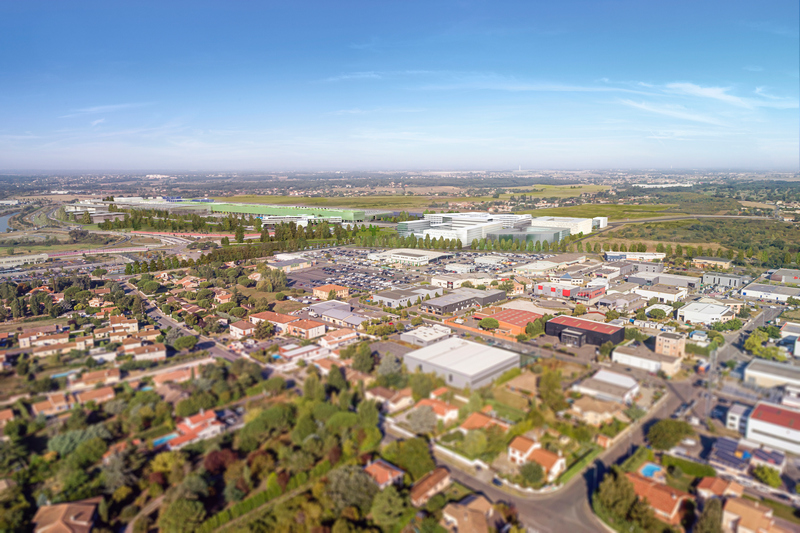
621 446 654 473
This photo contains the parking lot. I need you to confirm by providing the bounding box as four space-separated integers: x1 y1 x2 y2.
288 264 425 294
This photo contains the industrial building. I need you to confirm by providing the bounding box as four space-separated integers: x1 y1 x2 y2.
396 212 533 245
677 302 735 326
533 281 576 299
472 308 542 336
769 269 800 284
430 272 494 289
209 203 371 222
571 370 639 404
741 283 800 303
628 261 665 273
611 344 682 376
530 216 594 236
692 256 733 269
745 402 800 455
513 261 560 276
744 359 800 389
372 286 443 308
402 337 520 389
597 293 646 312
400 325 452 347
702 273 745 289
544 315 625 347
420 288 506 315
633 284 688 304
445 263 474 273
654 273 700 289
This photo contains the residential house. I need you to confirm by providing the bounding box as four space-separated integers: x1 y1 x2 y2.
460 409 511 434
506 436 566 482
278 343 330 363
287 319 326 340
365 387 415 413
696 477 743 505
441 495 502 533
626 472 693 527
410 467 451 507
32 497 101 533
415 398 459 424
319 328 358 350
74 386 116 406
722 497 786 533
230 320 256 339
364 459 405 490
248 310 297 333
131 343 167 362
152 368 194 387
570 396 624 427
122 337 143 353
71 368 121 390
32 393 73 417
109 316 139 333
168 409 225 450
0 409 15 428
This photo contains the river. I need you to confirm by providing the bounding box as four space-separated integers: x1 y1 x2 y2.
0 213 17 233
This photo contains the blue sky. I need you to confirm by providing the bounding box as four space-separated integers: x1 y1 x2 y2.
0 1 797 171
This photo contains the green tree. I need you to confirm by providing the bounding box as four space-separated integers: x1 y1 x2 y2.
520 462 544 486
352 343 374 373
599 341 615 358
173 336 197 351
371 485 408 528
539 370 567 412
325 465 378 513
694 497 722 533
254 320 274 340
328 289 336 301
573 304 586 316
479 317 499 330
158 499 206 533
462 430 487 457
407 405 436 435
752 465 782 488
647 419 693 450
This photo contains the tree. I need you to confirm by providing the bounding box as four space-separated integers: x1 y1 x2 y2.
382 437 435 481
327 365 348 393
573 304 586 316
325 465 378 513
478 317 499 330
694 497 722 533
377 353 402 376
520 462 544 486
407 405 436 435
599 341 614 358
647 419 693 450
752 465 782 488
235 226 244 243
596 466 637 519
649 308 667 320
173 336 197 351
328 289 336 301
539 370 567 412
352 343 374 373
158 499 206 533
254 320 274 340
371 485 408 528
462 430 487 457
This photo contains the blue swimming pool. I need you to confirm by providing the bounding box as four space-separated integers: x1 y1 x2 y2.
153 433 178 447
51 370 78 379
640 463 662 479
140 386 153 391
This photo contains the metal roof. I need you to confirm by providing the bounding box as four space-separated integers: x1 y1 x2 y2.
403 337 519 376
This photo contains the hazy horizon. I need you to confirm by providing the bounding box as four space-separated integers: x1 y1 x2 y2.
1 1 798 171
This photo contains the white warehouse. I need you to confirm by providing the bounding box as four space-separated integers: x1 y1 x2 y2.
531 216 593 236
745 402 800 455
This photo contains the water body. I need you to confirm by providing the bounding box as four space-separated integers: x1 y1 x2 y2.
0 213 17 233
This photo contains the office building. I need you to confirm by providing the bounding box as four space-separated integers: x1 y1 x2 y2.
702 273 745 288
655 331 685 358
402 337 520 389
485 226 569 244
744 359 800 389
692 257 733 269
530 216 593 235
0 253 48 269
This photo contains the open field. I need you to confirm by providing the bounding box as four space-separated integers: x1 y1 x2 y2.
522 204 682 220
0 317 66 335
740 200 776 209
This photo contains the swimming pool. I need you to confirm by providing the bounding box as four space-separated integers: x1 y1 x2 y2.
51 370 78 379
640 463 662 479
153 433 178 447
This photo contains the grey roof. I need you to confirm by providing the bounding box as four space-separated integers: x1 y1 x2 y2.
403 337 519 376
743 283 800 296
745 359 800 383
310 300 351 314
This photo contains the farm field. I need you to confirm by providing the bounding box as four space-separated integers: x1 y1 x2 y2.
522 203 683 220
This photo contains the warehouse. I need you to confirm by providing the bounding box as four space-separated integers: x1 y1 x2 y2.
604 252 666 262
472 308 542 336
209 203 370 222
420 288 506 315
0 253 48 269
530 216 593 236
741 283 800 303
745 402 800 455
677 302 734 325
514 261 559 276
611 345 682 377
430 272 494 289
372 286 443 308
571 370 640 404
544 315 625 347
402 337 520 389
629 261 665 273
655 273 700 289
702 273 745 289
533 281 576 299
445 263 474 273
744 359 800 389
769 269 800 284
367 248 451 266
628 272 660 286
692 257 733 269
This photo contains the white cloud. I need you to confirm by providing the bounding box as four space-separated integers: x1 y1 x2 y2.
60 102 151 118
619 100 727 126
91 118 105 127
666 82 798 109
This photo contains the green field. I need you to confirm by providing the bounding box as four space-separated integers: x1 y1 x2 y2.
522 204 682 220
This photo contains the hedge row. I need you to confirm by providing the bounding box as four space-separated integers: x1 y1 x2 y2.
662 455 716 478
196 460 332 532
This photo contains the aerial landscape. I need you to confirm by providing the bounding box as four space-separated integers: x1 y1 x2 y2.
0 1 799 533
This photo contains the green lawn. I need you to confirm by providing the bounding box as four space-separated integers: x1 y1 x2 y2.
491 386 530 410
665 471 694 493
444 481 473 502
521 204 682 221
557 445 603 485
486 399 527 423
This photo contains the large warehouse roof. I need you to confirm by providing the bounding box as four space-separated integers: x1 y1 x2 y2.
549 315 623 336
404 337 518 376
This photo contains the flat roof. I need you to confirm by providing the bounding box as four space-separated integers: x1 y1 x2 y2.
743 283 800 296
549 315 623 336
488 309 543 328
613 344 680 364
636 284 684 295
745 359 800 383
751 402 800 430
403 337 519 376
679 302 733 317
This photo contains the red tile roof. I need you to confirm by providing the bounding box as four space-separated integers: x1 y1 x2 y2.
364 459 404 486
751 402 800 430
549 315 623 335
417 398 458 418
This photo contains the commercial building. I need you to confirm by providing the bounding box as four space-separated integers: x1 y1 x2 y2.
593 216 608 229
474 255 505 265
445 263 474 273
530 216 593 236
485 226 569 244
677 302 735 325
430 272 494 289
533 281 576 299
611 344 682 376
513 261 560 276
692 257 733 269
604 251 666 262
367 249 451 266
210 203 370 222
597 292 646 312
770 268 800 284
0 253 48 269
372 286 443 308
702 273 745 288
544 315 625 347
402 337 520 389
420 288 506 315
741 283 800 303
655 331 685 359
744 359 800 389
726 404 750 433
745 402 800 455
655 273 700 289
571 369 640 404
628 261 665 273
633 284 687 304
313 284 350 300
400 325 451 347
398 212 533 245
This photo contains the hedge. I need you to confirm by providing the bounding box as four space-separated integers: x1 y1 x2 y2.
621 446 654 473
662 455 716 478
196 460 332 532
